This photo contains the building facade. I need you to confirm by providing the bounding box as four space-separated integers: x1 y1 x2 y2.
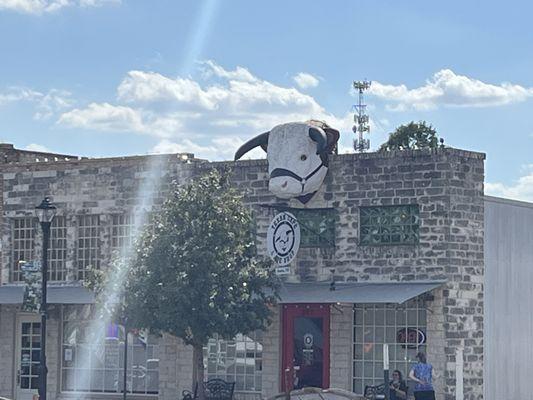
0 144 488 400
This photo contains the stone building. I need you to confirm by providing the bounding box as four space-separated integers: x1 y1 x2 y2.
0 137 522 400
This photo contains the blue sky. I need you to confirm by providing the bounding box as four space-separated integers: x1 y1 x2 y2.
0 0 532 201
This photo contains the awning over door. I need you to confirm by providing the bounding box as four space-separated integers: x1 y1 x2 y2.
0 285 95 304
278 281 445 304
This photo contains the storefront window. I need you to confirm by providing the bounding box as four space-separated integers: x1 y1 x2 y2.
352 300 427 395
204 332 263 393
61 305 159 394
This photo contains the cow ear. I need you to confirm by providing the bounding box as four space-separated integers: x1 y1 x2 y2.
324 127 340 154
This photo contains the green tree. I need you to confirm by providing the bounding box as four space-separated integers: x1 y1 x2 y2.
379 121 442 151
88 169 278 399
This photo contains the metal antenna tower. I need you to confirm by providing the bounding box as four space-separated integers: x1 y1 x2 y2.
352 80 372 152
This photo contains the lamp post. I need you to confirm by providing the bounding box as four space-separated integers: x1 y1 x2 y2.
35 197 56 400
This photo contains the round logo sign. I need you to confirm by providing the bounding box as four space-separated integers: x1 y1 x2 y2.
397 327 426 349
267 212 301 266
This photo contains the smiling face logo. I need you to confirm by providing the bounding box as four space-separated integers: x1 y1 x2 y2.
273 222 295 255
267 212 301 266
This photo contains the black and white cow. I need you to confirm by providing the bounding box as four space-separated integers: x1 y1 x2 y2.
234 120 339 203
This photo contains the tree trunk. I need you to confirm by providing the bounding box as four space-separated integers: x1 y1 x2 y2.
193 344 206 400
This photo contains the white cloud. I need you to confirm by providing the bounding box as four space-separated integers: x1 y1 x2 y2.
293 72 319 89
58 102 146 133
34 89 74 120
25 143 51 152
200 60 257 83
369 69 533 110
485 165 533 203
0 86 73 119
0 0 120 14
57 61 355 160
152 137 266 160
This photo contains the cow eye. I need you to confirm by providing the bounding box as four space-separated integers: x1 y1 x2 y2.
300 154 307 161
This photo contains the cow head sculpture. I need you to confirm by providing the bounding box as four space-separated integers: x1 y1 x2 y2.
234 121 340 203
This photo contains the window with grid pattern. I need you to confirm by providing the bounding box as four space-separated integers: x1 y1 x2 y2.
12 218 36 282
61 305 159 394
49 216 67 281
110 214 135 255
286 208 335 248
359 205 420 245
204 332 263 393
76 215 100 280
352 301 427 395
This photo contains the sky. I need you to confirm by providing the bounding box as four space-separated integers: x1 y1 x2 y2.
0 0 532 201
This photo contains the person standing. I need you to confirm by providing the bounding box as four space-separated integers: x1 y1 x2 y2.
408 352 435 400
389 370 408 400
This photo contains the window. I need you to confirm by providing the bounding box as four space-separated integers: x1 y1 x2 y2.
61 305 159 394
204 332 263 393
12 218 36 282
359 205 419 245
110 214 135 256
76 215 101 280
352 301 427 395
289 208 335 248
49 216 67 281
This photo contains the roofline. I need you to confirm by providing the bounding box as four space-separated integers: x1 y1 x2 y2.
484 195 533 209
1 152 205 172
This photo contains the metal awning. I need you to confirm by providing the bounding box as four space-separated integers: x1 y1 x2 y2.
48 286 95 304
0 286 24 304
0 285 95 304
278 281 445 304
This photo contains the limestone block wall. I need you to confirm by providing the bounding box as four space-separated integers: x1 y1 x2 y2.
1 155 198 283
227 148 485 400
46 307 61 400
1 147 485 400
260 307 281 398
329 305 352 391
0 305 17 399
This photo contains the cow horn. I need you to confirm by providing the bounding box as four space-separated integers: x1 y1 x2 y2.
309 127 327 155
234 131 269 160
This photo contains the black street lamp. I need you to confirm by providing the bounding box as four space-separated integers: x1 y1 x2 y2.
35 197 56 400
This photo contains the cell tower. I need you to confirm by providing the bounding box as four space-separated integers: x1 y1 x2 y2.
352 80 372 152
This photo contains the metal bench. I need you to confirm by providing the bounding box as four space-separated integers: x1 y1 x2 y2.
182 378 236 400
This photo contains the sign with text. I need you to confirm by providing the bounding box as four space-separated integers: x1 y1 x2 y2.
267 212 300 266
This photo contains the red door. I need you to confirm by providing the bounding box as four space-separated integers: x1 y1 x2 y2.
281 304 330 391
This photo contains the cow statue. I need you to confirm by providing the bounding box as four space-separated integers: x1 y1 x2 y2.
234 120 340 204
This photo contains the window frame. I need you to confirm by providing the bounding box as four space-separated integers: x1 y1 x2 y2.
359 204 420 246
48 215 67 281
352 300 427 395
76 214 101 280
204 332 264 394
60 305 159 396
110 214 136 256
11 217 37 282
279 207 336 248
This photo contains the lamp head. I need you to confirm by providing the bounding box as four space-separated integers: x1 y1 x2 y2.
35 197 56 223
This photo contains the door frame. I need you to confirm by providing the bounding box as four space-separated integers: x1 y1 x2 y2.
281 303 330 391
14 313 41 400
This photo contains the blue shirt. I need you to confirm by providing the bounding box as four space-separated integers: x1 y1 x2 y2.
412 362 433 391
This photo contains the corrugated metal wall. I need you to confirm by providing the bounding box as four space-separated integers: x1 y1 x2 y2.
485 196 533 400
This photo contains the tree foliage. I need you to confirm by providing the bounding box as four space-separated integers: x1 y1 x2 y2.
88 169 278 394
379 121 442 151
